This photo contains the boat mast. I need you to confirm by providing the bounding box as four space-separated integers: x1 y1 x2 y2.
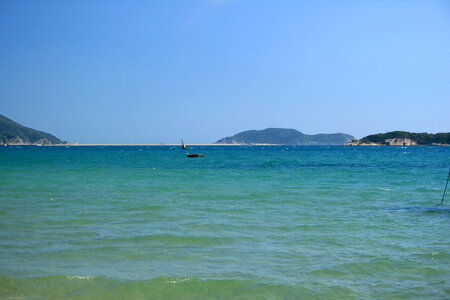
440 168 450 205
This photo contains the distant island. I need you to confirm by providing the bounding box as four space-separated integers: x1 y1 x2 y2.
2 114 448 147
0 114 66 145
215 128 354 145
346 131 450 146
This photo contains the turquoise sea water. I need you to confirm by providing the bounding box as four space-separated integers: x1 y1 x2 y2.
0 145 449 299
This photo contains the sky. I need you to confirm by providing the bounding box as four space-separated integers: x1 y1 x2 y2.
0 0 449 144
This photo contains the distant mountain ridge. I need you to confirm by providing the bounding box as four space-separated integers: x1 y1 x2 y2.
0 114 65 145
215 128 354 145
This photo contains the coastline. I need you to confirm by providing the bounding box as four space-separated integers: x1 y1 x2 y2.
344 143 450 146
2 143 449 146
3 144 322 147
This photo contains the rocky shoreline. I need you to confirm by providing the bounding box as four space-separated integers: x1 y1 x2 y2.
345 137 449 146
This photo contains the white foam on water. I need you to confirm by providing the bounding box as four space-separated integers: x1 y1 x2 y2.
66 275 94 280
166 278 192 284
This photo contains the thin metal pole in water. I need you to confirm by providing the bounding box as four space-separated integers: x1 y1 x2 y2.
441 169 450 205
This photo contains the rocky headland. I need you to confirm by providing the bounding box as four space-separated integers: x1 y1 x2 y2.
0 114 66 145
346 131 450 146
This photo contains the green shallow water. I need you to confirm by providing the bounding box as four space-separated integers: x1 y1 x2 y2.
0 145 449 299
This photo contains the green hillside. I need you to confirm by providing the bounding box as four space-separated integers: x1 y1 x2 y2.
0 114 65 145
215 128 354 145
360 131 450 145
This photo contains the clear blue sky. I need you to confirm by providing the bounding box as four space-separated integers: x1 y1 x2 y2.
1 0 449 144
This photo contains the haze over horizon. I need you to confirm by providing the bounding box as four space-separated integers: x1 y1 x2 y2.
1 0 449 144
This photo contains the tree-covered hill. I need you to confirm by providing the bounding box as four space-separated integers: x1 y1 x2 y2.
0 114 65 145
360 131 450 145
215 128 354 145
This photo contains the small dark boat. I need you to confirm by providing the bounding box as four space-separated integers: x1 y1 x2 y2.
187 153 203 158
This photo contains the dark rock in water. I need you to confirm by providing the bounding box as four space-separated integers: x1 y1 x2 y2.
215 128 354 145
0 114 65 145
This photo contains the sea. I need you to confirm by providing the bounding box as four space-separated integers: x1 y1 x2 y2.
0 145 449 299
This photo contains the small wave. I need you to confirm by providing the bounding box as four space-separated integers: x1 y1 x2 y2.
66 275 94 280
378 187 390 191
0 271 446 299
0 275 315 299
165 277 192 284
77 234 235 247
388 206 450 214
